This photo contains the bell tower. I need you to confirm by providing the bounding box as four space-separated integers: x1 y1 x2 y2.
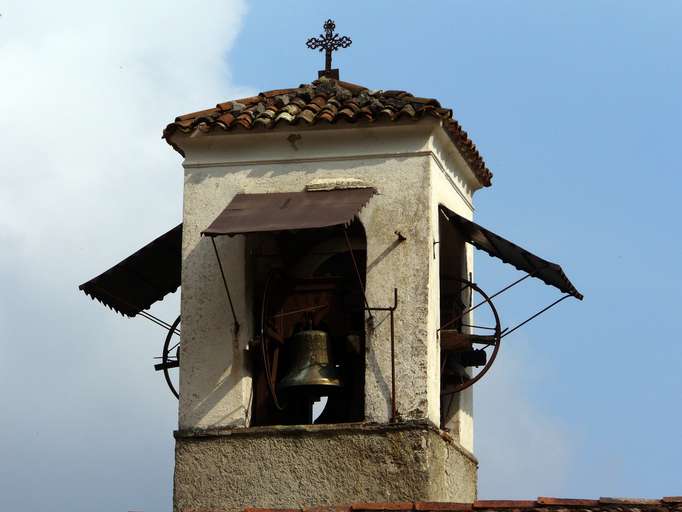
164 65 491 507
159 30 504 502
79 20 582 512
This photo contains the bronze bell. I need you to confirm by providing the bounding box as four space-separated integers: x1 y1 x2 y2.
278 329 343 392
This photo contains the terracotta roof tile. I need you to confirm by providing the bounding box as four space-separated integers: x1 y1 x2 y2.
290 97 308 108
235 95 261 107
299 109 316 124
414 503 472 511
164 77 493 187
243 508 300 512
283 103 301 115
175 118 194 129
536 498 600 506
303 506 352 512
275 111 296 125
217 112 235 127
598 498 663 505
350 503 413 511
241 499 682 512
175 107 218 121
474 501 538 509
262 88 298 98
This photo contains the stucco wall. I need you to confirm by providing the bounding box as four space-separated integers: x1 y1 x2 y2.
173 423 477 512
175 119 480 438
428 128 477 452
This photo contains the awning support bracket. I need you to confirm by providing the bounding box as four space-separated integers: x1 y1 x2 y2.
210 237 240 334
501 294 571 339
365 288 399 423
343 226 373 322
139 311 181 337
438 272 535 333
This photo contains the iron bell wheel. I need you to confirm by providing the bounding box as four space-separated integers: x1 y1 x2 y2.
439 279 502 396
154 314 181 399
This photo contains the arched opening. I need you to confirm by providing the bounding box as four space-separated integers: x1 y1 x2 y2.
248 220 367 426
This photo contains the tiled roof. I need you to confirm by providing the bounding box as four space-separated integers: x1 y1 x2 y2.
163 77 493 187
240 497 682 512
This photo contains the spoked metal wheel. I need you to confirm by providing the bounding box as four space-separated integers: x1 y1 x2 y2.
154 314 181 399
440 279 502 396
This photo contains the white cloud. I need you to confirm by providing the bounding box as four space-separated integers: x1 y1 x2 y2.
0 2 250 511
476 335 574 499
0 0 250 247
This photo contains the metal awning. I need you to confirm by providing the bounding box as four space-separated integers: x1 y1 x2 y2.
440 207 583 300
79 224 182 317
202 188 376 237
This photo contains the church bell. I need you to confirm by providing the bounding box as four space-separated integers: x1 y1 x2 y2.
279 329 343 393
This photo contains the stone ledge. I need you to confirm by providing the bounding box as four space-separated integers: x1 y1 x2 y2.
174 420 477 465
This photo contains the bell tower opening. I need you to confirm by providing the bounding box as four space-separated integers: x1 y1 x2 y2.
438 208 469 433
248 220 367 426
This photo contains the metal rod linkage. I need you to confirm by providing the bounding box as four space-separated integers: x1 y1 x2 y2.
272 304 328 319
210 237 240 334
501 294 571 339
139 313 169 332
439 272 535 332
343 227 373 321
139 311 180 336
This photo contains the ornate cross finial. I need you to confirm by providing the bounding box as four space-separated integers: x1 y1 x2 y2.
306 19 352 80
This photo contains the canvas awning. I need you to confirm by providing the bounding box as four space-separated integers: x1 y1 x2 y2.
440 207 583 300
79 224 182 317
202 188 376 237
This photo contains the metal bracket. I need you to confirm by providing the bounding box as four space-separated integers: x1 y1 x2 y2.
365 288 400 422
210 237 240 334
501 294 571 339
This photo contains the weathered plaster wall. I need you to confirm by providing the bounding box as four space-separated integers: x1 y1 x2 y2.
173 423 477 512
427 128 478 452
176 118 480 438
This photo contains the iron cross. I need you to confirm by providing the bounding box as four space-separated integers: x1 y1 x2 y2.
306 19 352 79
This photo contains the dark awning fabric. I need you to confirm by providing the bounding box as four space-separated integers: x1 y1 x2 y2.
79 224 182 317
202 188 376 236
441 207 583 300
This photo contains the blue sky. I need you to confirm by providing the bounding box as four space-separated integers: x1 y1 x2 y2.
1 1 681 511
